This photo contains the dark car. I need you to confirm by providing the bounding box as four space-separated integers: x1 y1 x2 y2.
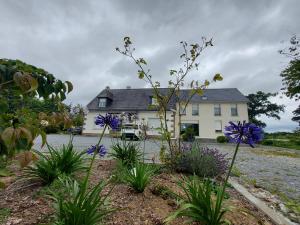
68 127 82 135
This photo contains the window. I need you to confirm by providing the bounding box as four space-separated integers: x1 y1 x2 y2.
98 98 107 107
148 118 160 129
214 104 221 116
192 104 199 116
180 105 186 115
231 104 238 116
215 120 222 133
151 97 158 105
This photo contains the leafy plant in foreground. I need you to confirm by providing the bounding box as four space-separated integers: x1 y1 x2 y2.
49 176 112 225
165 176 227 225
177 144 228 178
24 139 86 185
167 121 264 224
110 140 142 168
49 113 120 225
124 162 154 193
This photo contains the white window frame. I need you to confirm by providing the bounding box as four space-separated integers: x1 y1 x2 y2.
214 120 222 133
180 105 186 115
98 98 107 108
214 104 221 116
231 104 238 116
192 104 199 116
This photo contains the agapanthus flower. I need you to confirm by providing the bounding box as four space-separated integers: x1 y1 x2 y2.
224 121 263 147
86 145 107 157
95 113 120 130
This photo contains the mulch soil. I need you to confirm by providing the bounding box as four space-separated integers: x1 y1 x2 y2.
0 160 275 225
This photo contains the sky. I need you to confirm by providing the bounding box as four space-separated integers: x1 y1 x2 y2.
0 0 299 132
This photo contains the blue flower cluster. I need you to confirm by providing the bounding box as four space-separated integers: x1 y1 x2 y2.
224 121 263 147
86 145 107 157
95 113 120 130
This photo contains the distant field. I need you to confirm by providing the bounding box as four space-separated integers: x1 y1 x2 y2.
261 132 300 150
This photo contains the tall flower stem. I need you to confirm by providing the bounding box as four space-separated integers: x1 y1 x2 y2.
219 142 240 206
82 125 107 191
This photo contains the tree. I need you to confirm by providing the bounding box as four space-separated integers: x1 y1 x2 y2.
247 91 285 128
292 105 300 126
279 35 300 126
0 59 73 166
117 37 222 164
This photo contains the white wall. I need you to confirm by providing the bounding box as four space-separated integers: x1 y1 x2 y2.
83 103 248 139
174 102 248 139
83 110 174 136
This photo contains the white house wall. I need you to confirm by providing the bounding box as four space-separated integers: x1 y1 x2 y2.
174 102 248 139
83 111 174 136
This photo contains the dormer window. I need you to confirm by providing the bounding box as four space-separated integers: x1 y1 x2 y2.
151 97 158 105
98 98 107 107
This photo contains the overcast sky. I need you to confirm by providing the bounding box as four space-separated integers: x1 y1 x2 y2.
0 0 299 132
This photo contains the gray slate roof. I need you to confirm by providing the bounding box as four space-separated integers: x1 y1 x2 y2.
87 88 248 112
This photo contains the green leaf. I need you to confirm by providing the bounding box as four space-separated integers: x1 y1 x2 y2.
0 99 8 113
213 73 223 81
40 130 47 148
65 81 73 93
138 71 145 79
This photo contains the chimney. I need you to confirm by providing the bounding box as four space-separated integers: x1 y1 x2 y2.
106 86 110 90
126 86 131 89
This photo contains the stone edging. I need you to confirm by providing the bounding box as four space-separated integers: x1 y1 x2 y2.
229 178 297 225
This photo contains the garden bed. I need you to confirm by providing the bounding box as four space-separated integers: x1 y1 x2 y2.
0 160 275 225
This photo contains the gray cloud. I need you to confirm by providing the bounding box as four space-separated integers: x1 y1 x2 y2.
0 0 299 131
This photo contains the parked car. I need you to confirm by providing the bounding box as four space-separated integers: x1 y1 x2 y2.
121 124 141 140
68 127 82 135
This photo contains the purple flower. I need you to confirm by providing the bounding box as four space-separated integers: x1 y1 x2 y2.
224 121 263 147
95 113 120 130
86 145 107 157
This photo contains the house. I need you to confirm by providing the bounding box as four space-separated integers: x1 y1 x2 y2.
83 87 249 139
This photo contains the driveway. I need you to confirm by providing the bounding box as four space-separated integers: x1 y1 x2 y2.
34 134 300 202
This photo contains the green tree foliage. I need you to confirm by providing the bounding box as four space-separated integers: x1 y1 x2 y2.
70 104 85 127
292 105 300 126
0 59 73 166
247 91 285 128
279 35 300 126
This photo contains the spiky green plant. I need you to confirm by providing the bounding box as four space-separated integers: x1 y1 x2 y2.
49 176 112 225
123 162 154 193
165 176 227 225
24 140 86 185
110 141 142 168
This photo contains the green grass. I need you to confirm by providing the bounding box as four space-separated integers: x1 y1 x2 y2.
251 149 300 158
231 166 242 177
0 208 10 224
262 132 300 150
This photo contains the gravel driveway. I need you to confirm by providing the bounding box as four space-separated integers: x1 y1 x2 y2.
34 134 300 202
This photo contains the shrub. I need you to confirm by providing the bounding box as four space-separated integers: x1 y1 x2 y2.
261 139 274 146
165 176 226 225
110 141 142 168
49 176 111 225
176 144 228 178
24 140 86 185
181 126 197 142
123 162 154 193
216 136 228 143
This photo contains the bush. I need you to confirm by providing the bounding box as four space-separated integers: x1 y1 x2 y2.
110 141 142 168
182 126 197 142
261 139 274 146
24 140 86 185
123 162 154 193
176 144 228 178
49 177 111 225
216 136 228 143
165 176 226 225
